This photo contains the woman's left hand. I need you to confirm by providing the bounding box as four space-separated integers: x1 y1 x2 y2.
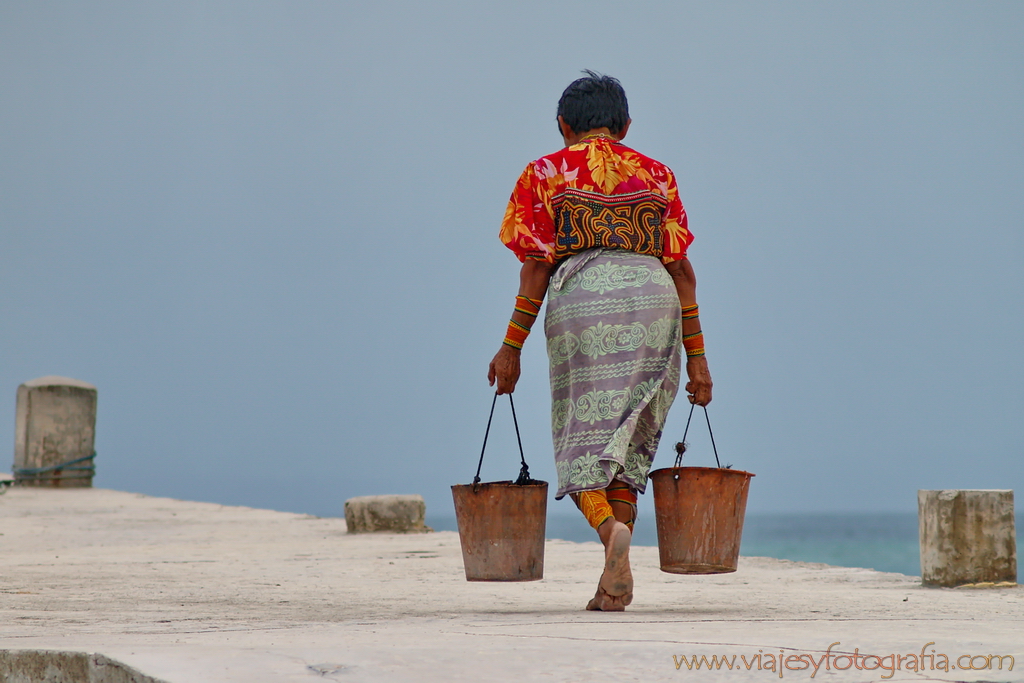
488 345 522 395
685 356 713 406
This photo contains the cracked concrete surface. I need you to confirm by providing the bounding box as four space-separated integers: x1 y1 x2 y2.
2 488 1021 682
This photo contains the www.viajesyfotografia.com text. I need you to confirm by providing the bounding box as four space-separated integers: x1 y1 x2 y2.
672 642 1013 678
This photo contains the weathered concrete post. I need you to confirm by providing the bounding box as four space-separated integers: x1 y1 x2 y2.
344 495 430 533
14 376 97 488
918 489 1017 587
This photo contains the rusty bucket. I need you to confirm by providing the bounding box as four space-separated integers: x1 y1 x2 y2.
452 393 548 581
649 404 754 574
650 466 754 574
451 480 548 581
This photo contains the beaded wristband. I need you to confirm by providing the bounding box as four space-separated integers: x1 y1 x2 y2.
503 295 543 349
503 319 532 349
682 331 705 357
681 304 699 320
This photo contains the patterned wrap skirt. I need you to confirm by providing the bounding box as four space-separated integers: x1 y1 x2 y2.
545 248 682 500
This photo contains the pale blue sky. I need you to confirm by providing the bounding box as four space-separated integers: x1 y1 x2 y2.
2 2 1022 519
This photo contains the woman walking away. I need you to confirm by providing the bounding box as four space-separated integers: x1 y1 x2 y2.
488 71 713 611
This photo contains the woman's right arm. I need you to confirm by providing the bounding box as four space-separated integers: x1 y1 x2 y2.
488 259 557 394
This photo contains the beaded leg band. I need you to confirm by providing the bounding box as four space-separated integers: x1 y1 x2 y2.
575 490 615 531
606 483 638 532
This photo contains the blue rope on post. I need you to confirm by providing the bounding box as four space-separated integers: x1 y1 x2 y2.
13 453 96 481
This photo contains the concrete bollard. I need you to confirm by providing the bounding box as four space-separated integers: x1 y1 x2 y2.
918 489 1017 587
14 376 98 488
344 494 431 533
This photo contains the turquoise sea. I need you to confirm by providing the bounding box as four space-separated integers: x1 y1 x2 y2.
427 512 1023 577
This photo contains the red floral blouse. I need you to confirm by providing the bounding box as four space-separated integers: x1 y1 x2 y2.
499 136 692 264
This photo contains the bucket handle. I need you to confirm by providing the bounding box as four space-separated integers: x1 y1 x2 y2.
473 393 534 490
674 403 723 469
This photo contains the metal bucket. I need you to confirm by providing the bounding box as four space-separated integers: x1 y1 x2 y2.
451 480 548 581
650 466 755 574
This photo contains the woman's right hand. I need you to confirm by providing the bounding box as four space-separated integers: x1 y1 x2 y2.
488 345 522 395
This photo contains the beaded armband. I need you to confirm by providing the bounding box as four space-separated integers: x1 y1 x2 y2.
681 304 704 357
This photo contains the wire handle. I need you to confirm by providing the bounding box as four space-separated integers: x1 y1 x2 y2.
673 403 722 469
473 393 533 491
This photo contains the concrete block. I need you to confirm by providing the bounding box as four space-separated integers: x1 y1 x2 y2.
0 649 166 683
918 489 1017 587
344 494 430 533
14 376 97 488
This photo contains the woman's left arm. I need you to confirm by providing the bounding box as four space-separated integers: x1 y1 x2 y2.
665 258 713 406
488 259 557 394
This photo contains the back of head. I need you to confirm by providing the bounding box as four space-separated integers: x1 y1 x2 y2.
557 70 630 136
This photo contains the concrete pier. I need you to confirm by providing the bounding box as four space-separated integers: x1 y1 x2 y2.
2 488 1022 682
918 489 1017 587
14 376 97 487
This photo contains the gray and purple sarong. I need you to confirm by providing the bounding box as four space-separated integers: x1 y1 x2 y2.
545 248 682 500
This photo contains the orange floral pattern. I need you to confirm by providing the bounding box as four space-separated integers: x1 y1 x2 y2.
499 138 693 263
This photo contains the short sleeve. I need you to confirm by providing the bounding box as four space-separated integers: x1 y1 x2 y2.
499 163 557 263
660 169 694 263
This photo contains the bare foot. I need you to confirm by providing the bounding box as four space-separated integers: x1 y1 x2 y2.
586 584 626 611
599 521 633 599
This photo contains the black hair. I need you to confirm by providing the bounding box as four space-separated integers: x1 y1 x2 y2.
556 70 630 136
